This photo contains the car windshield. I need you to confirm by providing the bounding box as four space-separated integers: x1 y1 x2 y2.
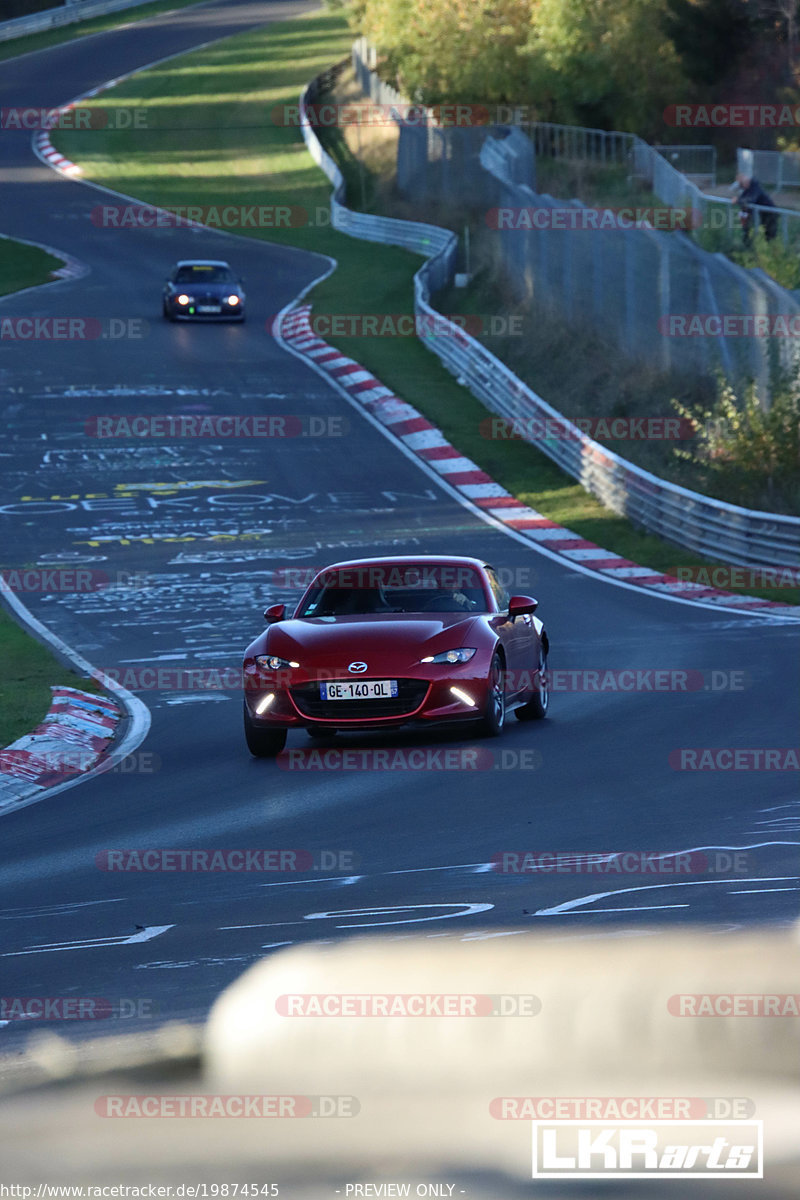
297 564 488 616
174 265 233 283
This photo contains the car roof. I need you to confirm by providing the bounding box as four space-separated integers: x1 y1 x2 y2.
317 556 490 572
173 260 231 268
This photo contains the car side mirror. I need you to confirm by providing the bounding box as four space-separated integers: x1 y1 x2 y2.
263 603 286 623
508 595 538 617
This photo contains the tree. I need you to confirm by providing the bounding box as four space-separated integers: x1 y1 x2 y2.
661 0 756 86
526 0 686 134
350 1 537 105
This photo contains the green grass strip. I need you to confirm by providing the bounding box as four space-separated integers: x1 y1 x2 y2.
0 236 62 297
0 608 101 748
0 234 104 746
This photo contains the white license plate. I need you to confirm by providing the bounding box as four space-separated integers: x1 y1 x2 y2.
322 680 398 700
197 305 221 313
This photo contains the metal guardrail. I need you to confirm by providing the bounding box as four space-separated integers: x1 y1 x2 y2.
0 0 160 43
298 64 800 569
302 64 457 292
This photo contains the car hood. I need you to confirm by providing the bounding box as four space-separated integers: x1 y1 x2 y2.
254 614 481 670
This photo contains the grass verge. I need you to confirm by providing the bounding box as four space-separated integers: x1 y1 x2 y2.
0 608 102 749
0 236 62 297
1 242 103 749
48 9 798 606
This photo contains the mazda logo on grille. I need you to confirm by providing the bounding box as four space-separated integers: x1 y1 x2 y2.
348 661 368 674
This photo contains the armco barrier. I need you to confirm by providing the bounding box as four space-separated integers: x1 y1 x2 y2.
299 64 800 569
0 0 157 44
303 63 457 293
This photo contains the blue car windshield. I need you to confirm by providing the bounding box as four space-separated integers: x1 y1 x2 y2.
175 266 233 283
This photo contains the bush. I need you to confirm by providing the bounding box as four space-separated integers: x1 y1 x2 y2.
672 375 800 514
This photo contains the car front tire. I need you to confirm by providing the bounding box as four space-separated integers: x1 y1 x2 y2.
515 648 549 721
244 704 287 757
478 652 506 736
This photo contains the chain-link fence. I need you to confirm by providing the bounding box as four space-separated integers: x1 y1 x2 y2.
656 145 717 186
480 133 799 392
350 38 800 397
738 147 800 190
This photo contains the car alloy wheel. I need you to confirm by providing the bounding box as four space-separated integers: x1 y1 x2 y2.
479 652 506 736
515 648 549 721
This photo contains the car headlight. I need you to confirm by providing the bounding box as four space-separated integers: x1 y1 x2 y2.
226 294 240 306
176 293 192 305
420 648 477 664
256 655 299 670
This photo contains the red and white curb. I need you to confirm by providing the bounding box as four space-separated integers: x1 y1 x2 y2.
32 78 127 178
34 125 83 177
0 688 122 811
278 303 799 621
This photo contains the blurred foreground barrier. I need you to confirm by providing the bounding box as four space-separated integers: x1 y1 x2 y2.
0 929 797 1193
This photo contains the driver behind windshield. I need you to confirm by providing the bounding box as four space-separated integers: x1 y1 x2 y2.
299 569 486 616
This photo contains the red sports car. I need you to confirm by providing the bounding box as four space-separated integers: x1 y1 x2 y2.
242 556 549 757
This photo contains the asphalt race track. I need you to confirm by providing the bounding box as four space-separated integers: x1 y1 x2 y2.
0 0 798 1049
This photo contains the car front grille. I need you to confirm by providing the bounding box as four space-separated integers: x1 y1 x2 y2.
291 679 430 720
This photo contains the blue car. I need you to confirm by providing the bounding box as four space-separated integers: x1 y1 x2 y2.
162 259 245 322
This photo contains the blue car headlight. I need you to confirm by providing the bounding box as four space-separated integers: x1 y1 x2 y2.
420 648 477 664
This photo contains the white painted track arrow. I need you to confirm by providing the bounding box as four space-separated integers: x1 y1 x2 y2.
1 924 174 956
